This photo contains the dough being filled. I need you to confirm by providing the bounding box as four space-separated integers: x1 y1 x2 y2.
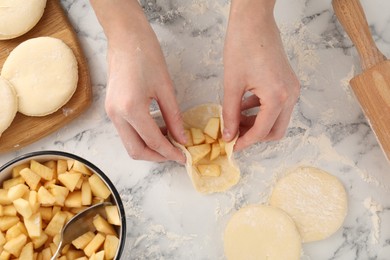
0 0 47 40
1 37 78 116
0 77 18 137
269 166 348 242
224 205 301 260
170 104 240 193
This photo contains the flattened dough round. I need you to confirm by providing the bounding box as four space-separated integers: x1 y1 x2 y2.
269 166 348 242
1 37 78 116
0 0 47 40
224 205 301 260
0 77 18 137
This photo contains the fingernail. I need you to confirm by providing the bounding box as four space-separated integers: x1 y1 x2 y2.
223 128 231 141
180 130 187 144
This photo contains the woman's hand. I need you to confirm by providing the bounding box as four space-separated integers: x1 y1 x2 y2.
222 0 300 151
91 0 186 162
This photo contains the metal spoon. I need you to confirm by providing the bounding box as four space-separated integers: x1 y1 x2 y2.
51 202 112 260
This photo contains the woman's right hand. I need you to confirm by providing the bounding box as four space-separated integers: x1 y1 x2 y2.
91 0 187 162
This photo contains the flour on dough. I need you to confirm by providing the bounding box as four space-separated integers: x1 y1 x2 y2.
224 205 301 260
1 37 78 116
0 0 47 40
0 77 18 137
269 166 348 242
170 104 240 193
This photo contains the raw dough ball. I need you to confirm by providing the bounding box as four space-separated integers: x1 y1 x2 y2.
224 205 301 260
169 104 240 193
0 77 18 137
1 37 78 116
269 166 348 242
0 0 47 40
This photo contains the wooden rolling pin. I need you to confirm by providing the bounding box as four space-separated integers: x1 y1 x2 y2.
332 0 390 162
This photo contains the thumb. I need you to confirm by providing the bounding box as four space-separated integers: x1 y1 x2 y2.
157 86 187 145
222 84 243 142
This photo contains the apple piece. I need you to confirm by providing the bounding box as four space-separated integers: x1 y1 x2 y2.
190 128 205 145
72 231 95 250
197 164 221 177
2 176 25 190
5 222 26 241
88 175 111 199
20 168 41 191
218 138 227 155
204 134 215 144
183 129 194 147
37 187 56 206
19 241 33 260
203 117 220 139
209 142 221 161
44 211 67 237
0 190 11 205
7 184 29 201
3 233 27 257
64 191 82 208
83 233 105 257
81 181 92 206
58 172 82 192
93 214 116 236
13 199 32 218
24 213 42 238
49 184 69 207
72 161 92 176
12 163 29 178
31 231 48 249
30 160 54 181
41 247 52 259
3 205 16 216
57 160 68 175
104 235 119 260
105 206 121 226
0 216 19 232
187 144 211 164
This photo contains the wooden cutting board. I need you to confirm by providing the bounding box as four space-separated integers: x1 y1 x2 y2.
333 0 390 162
0 0 92 154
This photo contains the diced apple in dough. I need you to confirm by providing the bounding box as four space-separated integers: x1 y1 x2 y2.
203 117 220 140
209 143 221 161
183 129 194 147
204 134 215 144
190 128 205 145
197 164 221 177
187 144 211 164
218 138 227 155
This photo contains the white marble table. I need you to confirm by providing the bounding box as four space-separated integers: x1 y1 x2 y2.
1 0 390 259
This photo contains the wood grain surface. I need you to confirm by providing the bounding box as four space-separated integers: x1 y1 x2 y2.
0 0 92 154
333 0 390 161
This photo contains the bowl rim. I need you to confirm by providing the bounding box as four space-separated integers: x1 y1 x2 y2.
0 150 126 259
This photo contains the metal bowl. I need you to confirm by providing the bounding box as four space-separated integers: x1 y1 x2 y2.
0 150 126 259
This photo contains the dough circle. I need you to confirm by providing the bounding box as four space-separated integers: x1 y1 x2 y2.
224 205 301 260
269 166 348 242
0 0 47 40
0 77 18 137
1 37 78 116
